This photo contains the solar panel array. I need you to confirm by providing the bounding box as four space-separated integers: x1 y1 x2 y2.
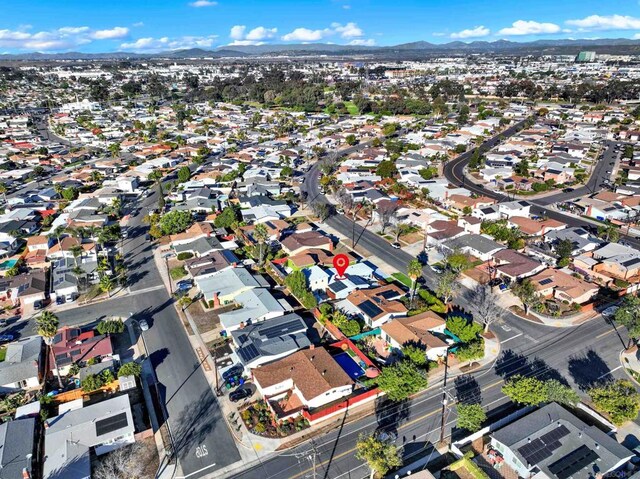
95 412 128 437
331 281 348 293
238 343 260 363
359 300 383 319
548 445 600 479
379 290 399 300
261 318 303 339
538 278 553 286
518 424 570 466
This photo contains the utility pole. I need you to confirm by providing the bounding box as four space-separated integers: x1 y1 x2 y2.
295 443 319 479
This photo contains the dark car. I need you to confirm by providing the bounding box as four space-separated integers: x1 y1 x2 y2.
229 388 252 402
562 187 574 193
0 334 15 344
223 365 244 381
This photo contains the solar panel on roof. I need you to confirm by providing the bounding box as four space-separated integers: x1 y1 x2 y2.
379 290 398 300
548 445 599 479
261 319 303 339
541 424 570 444
95 412 128 436
359 300 383 319
331 281 348 293
238 344 260 363
518 439 553 465
538 278 553 286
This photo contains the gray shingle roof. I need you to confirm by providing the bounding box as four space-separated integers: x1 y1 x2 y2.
0 417 35 479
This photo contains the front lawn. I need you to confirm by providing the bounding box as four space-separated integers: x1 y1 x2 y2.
391 272 413 288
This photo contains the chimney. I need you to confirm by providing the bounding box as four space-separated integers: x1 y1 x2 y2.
44 422 49 430
22 469 30 479
322 370 327 376
309 344 315 350
213 293 220 308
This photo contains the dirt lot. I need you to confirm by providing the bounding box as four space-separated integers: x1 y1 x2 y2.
188 301 236 335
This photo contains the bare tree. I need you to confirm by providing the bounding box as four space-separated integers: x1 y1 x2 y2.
310 201 330 221
376 201 399 234
435 270 459 311
94 443 146 479
470 284 504 332
336 187 354 214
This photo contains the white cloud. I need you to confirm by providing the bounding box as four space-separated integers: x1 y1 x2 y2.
498 20 560 36
343 5 351 9
282 27 332 42
120 34 218 52
132 22 144 28
92 27 129 40
0 25 130 51
566 15 640 31
281 22 366 42
228 25 277 45
189 0 217 7
349 38 375 46
634 33 640 39
450 26 490 39
332 22 363 38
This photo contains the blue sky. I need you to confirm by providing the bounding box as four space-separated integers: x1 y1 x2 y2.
2 0 640 52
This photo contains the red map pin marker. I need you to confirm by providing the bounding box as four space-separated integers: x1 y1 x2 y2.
333 253 350 280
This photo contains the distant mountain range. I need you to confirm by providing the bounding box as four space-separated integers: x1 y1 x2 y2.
3 38 640 61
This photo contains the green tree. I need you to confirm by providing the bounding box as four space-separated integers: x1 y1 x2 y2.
376 160 397 179
355 433 403 479
214 205 240 228
456 338 485 365
446 316 482 343
376 360 428 401
597 224 620 243
457 403 486 432
36 311 63 389
177 166 191 183
589 380 640 425
108 143 121 158
99 275 115 298
345 134 358 146
435 270 458 311
118 361 143 377
555 239 573 264
512 279 540 315
62 187 79 201
96 319 125 335
545 379 580 406
382 123 398 136
444 249 471 274
158 210 193 236
407 259 422 309
614 295 640 342
502 375 548 406
284 270 317 309
402 343 427 366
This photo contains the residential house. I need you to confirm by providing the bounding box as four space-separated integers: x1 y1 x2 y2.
492 249 546 281
380 312 449 361
49 327 113 376
281 231 333 256
445 194 496 214
252 347 353 415
0 418 36 479
339 284 407 329
0 336 42 394
591 243 640 282
231 313 310 369
43 395 135 479
195 267 260 305
508 217 567 237
489 402 632 479
218 288 289 332
441 234 505 262
184 250 239 278
529 268 599 305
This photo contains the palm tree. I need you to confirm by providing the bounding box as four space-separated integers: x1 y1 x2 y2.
36 311 63 389
407 259 423 309
110 197 122 217
0 183 6 203
253 223 269 266
48 225 66 248
69 244 83 268
99 275 115 298
90 170 103 183
108 142 121 158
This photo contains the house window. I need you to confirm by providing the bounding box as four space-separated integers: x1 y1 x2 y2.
17 380 27 388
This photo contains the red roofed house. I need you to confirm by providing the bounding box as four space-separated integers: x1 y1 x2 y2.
48 327 113 376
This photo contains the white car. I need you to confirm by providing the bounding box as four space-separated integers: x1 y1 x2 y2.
602 306 619 319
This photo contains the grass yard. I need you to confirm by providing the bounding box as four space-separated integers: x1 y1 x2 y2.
391 272 413 288
0 347 5 362
344 101 359 115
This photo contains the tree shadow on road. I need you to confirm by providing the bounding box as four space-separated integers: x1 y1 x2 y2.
495 349 567 384
374 397 411 437
454 375 482 405
567 349 612 391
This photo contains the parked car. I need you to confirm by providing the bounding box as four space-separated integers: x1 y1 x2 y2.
229 387 252 402
391 242 401 249
176 280 193 291
602 305 619 319
0 334 15 343
222 364 244 381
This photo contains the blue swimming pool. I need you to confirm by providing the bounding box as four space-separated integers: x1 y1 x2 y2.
0 259 17 270
334 352 365 380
